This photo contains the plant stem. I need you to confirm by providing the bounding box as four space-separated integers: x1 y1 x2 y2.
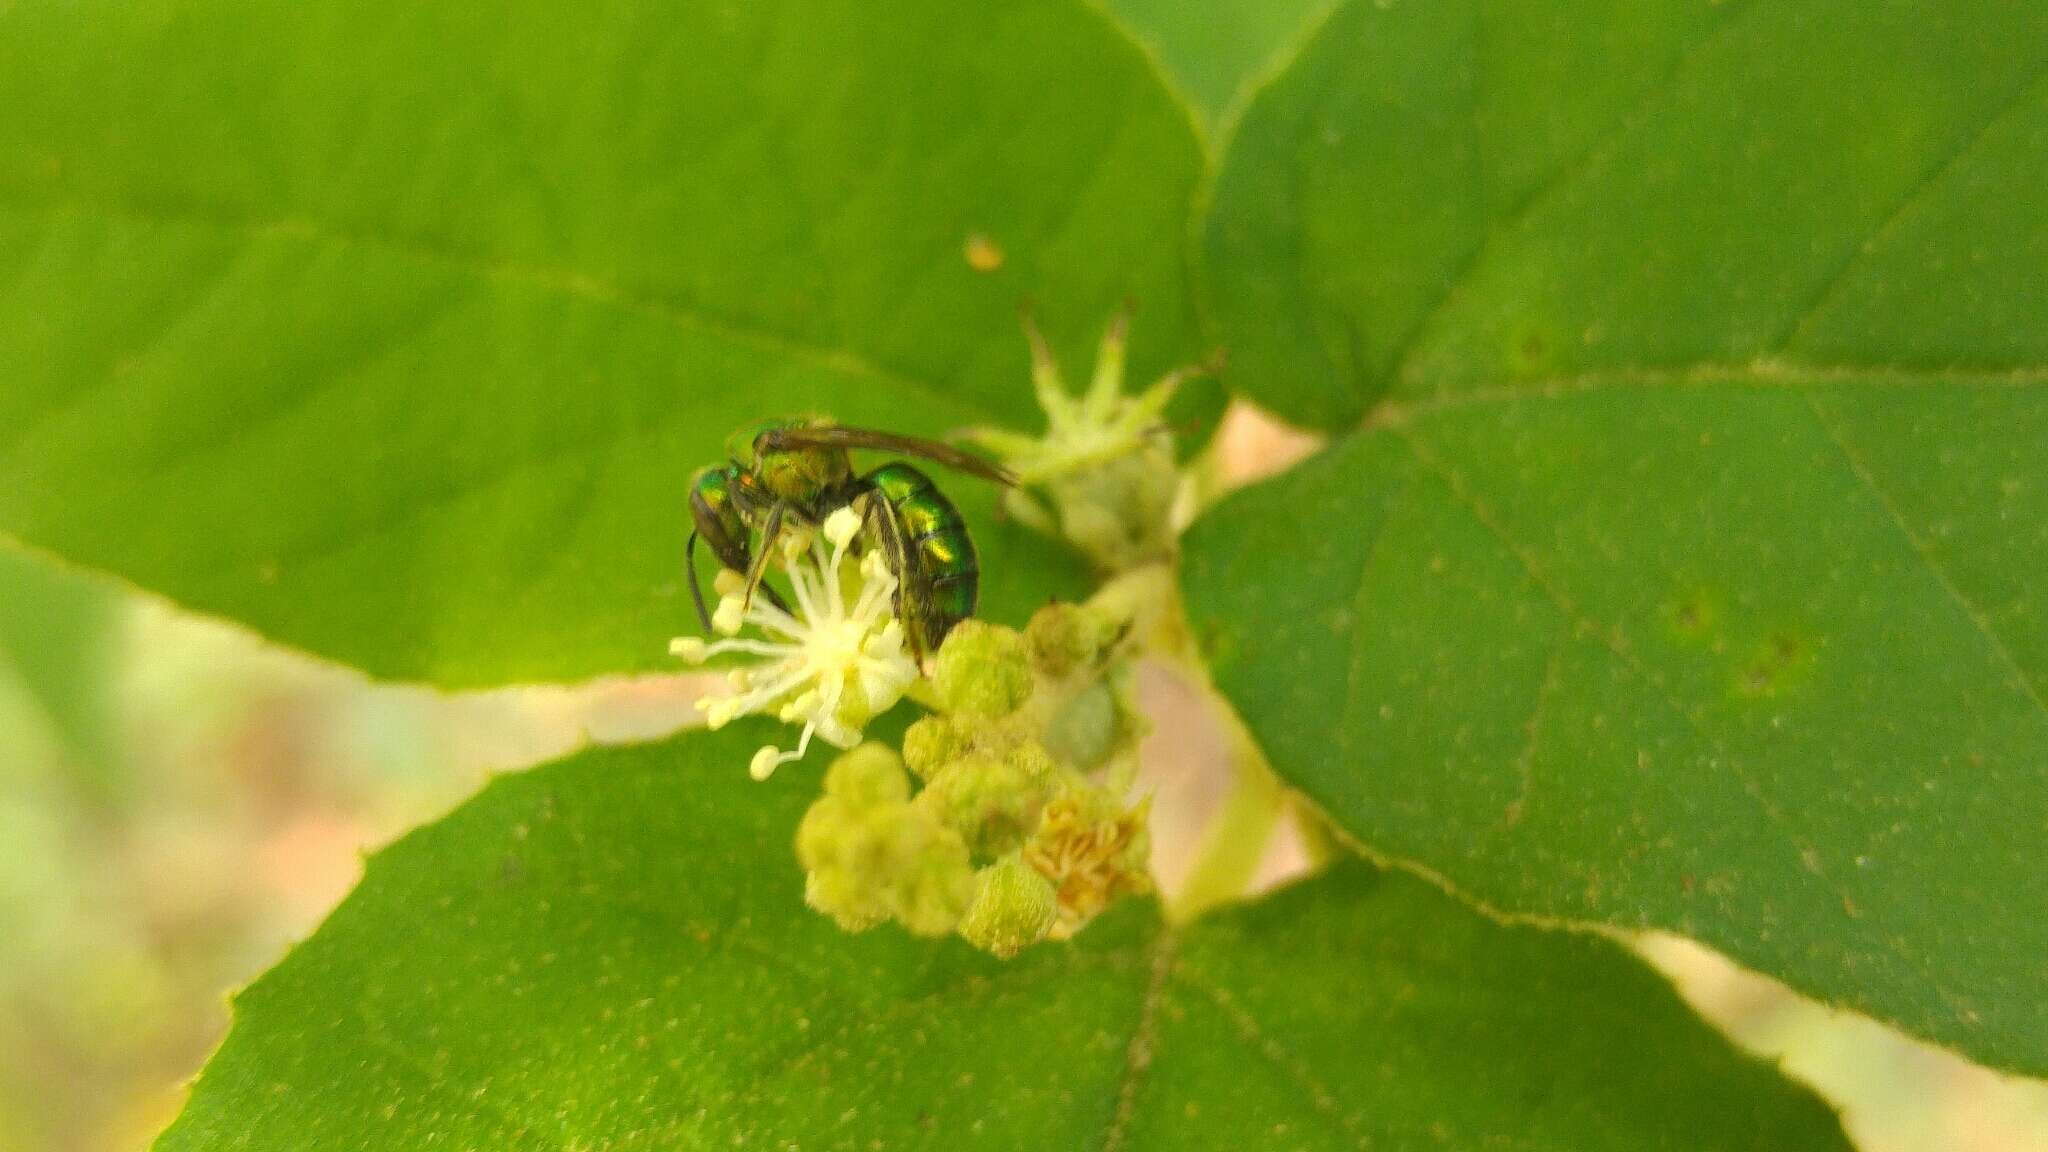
1168 695 1285 923
1112 566 1289 922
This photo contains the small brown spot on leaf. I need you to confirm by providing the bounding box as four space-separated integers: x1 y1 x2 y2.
1734 627 1815 698
1738 661 1775 695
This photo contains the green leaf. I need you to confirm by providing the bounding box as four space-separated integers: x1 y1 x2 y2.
0 0 1216 686
1183 0 2048 1073
159 725 1851 1150
1182 371 2048 1073
1100 0 1340 133
1200 0 2048 429
0 541 120 784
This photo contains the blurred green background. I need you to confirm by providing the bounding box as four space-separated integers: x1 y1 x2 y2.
2 411 2045 1150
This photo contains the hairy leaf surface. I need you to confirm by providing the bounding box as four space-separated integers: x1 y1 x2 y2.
1201 0 2047 427
1184 0 2048 1072
0 0 1220 684
159 727 1852 1151
1184 371 2048 1071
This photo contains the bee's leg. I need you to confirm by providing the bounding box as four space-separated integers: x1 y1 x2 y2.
858 488 925 667
755 580 793 614
686 531 714 633
740 503 787 614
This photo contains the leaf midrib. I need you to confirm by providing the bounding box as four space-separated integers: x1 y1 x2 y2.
0 178 1022 590
1341 359 2048 845
0 178 981 422
1798 390 2048 715
1365 358 2048 430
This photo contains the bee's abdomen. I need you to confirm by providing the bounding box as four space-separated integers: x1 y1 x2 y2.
864 462 979 649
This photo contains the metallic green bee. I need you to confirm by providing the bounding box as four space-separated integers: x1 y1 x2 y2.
686 420 1014 661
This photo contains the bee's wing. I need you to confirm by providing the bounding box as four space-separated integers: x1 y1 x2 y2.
757 425 1017 485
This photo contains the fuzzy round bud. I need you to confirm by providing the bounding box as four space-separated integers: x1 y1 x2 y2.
901 715 969 779
1041 680 1118 771
1001 733 1060 783
1022 602 1114 677
797 796 891 930
794 795 861 868
873 806 977 936
797 782 976 938
931 620 1034 718
804 868 888 932
958 854 1058 958
914 752 1045 858
822 744 911 808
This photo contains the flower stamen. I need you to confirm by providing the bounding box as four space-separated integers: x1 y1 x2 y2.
671 504 919 779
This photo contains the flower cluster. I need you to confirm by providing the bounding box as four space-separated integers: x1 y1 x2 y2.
799 603 1153 955
673 314 1191 956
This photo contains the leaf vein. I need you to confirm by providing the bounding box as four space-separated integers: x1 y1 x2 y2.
1371 357 2048 429
1100 930 1177 1152
0 235 257 457
1500 638 1566 830
1172 968 1371 1151
0 182 980 421
1387 0 1762 391
1385 421 1945 999
1798 390 2048 718
1337 470 1417 768
1780 66 2048 349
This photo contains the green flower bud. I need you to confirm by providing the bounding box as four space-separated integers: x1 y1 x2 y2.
915 752 1045 858
804 867 889 932
959 854 1058 958
1002 733 1060 783
795 794 860 867
798 783 976 937
873 806 977 936
822 743 910 808
1024 602 1120 678
1045 441 1180 572
931 620 1034 718
901 714 969 779
1041 679 1117 771
799 802 890 930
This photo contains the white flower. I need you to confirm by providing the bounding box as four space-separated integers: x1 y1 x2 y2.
671 506 920 780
